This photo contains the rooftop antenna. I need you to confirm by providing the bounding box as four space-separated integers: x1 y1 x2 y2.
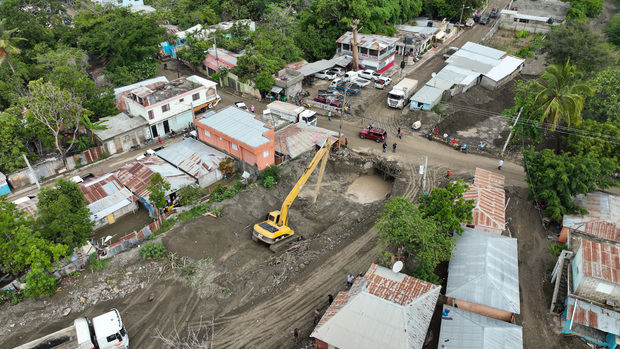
392 260 404 273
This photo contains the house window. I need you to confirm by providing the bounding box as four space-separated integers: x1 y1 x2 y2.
204 130 210 137
360 47 368 55
342 43 350 51
232 143 238 150
369 49 378 56
179 98 184 103
162 104 170 113
192 93 200 101
148 110 154 120
263 150 269 158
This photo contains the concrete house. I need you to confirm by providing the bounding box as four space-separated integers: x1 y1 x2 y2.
446 228 520 322
438 305 523 348
499 0 569 33
394 24 436 56
156 138 229 188
462 168 506 234
78 174 137 229
194 106 275 171
559 191 619 244
571 239 619 305
203 48 261 99
94 112 149 155
123 76 220 139
409 85 444 111
336 32 399 73
311 264 440 349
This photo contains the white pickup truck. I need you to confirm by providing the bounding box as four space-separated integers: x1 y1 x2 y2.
14 309 129 349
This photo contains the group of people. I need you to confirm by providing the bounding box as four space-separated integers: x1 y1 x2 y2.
382 141 397 153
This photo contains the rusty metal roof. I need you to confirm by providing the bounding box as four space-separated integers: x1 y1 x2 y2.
79 173 136 220
566 297 619 337
563 192 620 243
336 31 399 50
13 196 39 217
311 264 440 349
463 168 505 232
114 161 155 199
579 239 620 284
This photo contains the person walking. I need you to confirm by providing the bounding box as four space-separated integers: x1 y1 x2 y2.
392 143 397 153
397 127 401 139
345 138 348 147
328 294 334 305
314 309 320 324
251 105 255 113
346 274 354 287
293 328 299 345
328 111 332 121
446 170 451 178
498 159 504 170
382 142 387 153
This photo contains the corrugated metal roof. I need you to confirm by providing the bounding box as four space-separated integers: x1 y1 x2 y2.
461 42 506 60
114 161 155 199
155 138 228 178
485 55 524 82
446 52 496 75
79 174 135 220
296 56 352 76
580 239 620 284
275 124 338 158
311 264 440 349
94 112 148 141
337 31 399 50
79 173 127 203
463 168 505 232
566 297 620 336
446 228 520 314
196 106 272 148
139 155 196 194
438 305 523 348
395 24 438 36
13 196 38 217
113 76 169 100
563 192 620 243
410 85 444 105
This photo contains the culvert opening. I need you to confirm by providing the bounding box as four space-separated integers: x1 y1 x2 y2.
346 168 393 204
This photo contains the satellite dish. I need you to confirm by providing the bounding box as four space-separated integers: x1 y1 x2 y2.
392 261 404 273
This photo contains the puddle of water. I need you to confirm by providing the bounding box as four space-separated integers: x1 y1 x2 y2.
91 205 153 244
346 175 392 204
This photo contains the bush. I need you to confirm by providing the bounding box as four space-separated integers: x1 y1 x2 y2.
413 261 440 285
547 243 569 257
24 267 58 299
0 289 24 305
209 182 245 202
259 165 281 182
515 30 530 39
262 176 275 189
88 254 110 272
140 242 167 261
177 185 206 206
218 158 235 178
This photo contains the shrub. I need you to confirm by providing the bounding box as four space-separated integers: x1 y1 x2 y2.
0 289 24 305
177 185 206 206
262 176 275 189
88 254 110 272
24 267 58 299
140 242 167 261
413 261 440 285
515 30 530 39
259 165 281 182
218 158 235 178
547 243 569 257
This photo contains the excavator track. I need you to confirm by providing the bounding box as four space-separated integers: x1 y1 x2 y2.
268 235 302 253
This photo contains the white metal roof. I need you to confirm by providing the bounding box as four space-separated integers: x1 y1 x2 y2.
139 155 196 194
485 55 524 82
446 50 497 74
267 101 305 114
395 24 438 36
155 138 228 178
446 228 520 314
438 305 523 348
196 106 272 148
461 42 506 60
410 85 444 105
442 65 480 85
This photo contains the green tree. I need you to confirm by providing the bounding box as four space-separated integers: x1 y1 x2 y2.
233 52 281 87
0 106 33 173
0 18 26 73
24 267 58 299
147 173 171 209
422 0 480 21
583 69 620 123
566 0 604 19
523 147 617 222
607 13 620 46
105 60 160 87
37 178 94 249
532 61 593 131
376 197 455 268
564 119 620 163
176 38 213 67
504 80 545 146
417 180 474 235
543 21 617 73
23 79 88 168
82 115 108 143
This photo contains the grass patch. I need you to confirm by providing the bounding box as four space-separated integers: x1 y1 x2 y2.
88 254 110 272
0 289 24 305
514 33 545 58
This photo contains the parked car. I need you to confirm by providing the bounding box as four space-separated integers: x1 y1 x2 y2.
353 78 371 88
314 96 342 107
359 127 387 142
327 67 345 76
330 78 343 89
235 101 248 110
480 16 490 25
314 70 337 80
359 69 381 81
343 71 360 81
374 76 392 89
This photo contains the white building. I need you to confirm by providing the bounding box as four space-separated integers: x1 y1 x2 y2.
123 75 220 138
336 32 399 73
92 0 155 12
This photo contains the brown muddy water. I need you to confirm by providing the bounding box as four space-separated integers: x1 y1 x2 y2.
345 174 393 204
91 206 153 244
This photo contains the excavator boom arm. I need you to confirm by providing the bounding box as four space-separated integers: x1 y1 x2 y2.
277 140 331 226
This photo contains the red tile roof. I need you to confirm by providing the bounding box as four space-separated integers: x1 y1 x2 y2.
364 263 436 305
580 239 620 284
463 168 505 233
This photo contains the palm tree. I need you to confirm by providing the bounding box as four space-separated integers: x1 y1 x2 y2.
0 19 25 73
82 115 108 143
533 60 593 131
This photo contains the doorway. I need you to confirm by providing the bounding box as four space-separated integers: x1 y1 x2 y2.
163 120 170 134
151 125 158 138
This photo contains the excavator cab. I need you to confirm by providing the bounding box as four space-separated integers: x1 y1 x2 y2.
253 210 294 244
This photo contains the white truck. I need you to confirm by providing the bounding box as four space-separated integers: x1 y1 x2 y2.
14 309 129 349
266 101 317 126
387 78 418 109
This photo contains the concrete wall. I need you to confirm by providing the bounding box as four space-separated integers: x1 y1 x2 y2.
219 72 261 98
499 13 556 33
102 127 150 155
195 122 275 170
149 110 194 138
92 201 139 230
447 297 514 322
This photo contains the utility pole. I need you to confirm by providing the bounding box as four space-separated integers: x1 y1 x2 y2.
23 154 40 189
338 82 350 148
501 107 523 156
350 19 360 72
421 155 428 194
459 4 468 29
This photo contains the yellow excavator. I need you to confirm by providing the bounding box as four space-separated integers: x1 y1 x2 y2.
252 139 332 250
